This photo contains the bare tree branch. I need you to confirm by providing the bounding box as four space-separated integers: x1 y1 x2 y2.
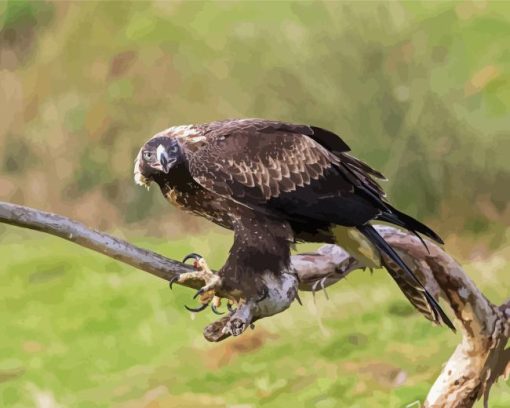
0 201 201 288
373 227 510 407
0 201 508 407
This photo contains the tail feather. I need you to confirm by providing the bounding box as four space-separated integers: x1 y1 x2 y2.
377 205 444 245
378 211 432 254
357 223 455 332
382 258 442 325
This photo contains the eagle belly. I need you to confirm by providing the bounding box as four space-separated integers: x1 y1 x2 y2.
163 186 235 230
157 162 236 230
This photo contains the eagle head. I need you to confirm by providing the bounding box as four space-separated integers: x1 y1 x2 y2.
134 135 182 188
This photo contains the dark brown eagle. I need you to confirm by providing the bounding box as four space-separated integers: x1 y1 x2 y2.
134 118 454 330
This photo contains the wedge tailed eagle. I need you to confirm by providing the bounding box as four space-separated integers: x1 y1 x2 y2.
134 118 454 330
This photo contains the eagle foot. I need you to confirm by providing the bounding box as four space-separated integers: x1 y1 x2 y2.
177 253 224 314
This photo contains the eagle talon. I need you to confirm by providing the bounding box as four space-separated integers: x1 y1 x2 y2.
227 302 236 313
210 296 224 315
178 253 224 312
169 275 179 290
211 304 224 315
193 288 205 299
182 252 204 269
184 303 208 313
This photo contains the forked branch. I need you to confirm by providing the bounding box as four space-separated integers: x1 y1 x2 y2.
0 201 508 407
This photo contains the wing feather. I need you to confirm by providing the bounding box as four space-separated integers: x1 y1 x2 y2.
183 119 386 213
186 125 341 203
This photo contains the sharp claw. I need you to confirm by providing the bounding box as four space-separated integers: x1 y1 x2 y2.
295 292 303 305
211 304 224 315
182 252 203 263
169 275 179 290
193 288 205 299
184 303 208 313
227 302 236 313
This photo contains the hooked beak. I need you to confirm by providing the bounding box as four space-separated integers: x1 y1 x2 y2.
156 144 172 173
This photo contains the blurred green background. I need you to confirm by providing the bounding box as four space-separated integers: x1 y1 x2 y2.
0 1 509 407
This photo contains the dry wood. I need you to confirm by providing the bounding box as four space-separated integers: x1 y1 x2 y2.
0 201 508 407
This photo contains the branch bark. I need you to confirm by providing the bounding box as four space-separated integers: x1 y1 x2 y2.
0 201 508 407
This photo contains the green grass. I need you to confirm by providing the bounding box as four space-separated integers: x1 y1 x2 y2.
0 227 508 407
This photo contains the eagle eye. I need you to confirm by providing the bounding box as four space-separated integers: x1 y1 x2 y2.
142 151 154 161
